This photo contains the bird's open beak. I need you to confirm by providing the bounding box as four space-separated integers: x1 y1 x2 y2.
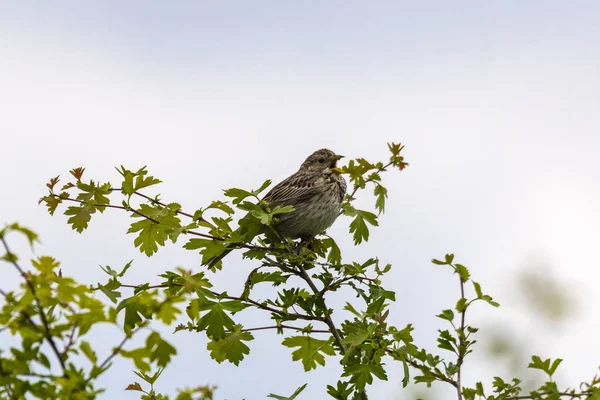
330 155 345 174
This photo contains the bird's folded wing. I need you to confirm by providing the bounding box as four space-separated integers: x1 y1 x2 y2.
262 173 320 206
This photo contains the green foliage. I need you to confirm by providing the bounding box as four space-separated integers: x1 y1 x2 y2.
282 335 336 371
268 383 307 400
206 326 254 366
2 142 596 400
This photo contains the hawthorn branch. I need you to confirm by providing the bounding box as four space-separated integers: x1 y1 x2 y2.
295 264 371 400
342 160 395 212
239 325 329 333
0 236 67 374
61 322 78 360
385 348 458 388
119 284 319 322
85 326 143 384
505 392 592 400
456 275 466 400
131 190 209 222
0 353 16 400
49 194 271 251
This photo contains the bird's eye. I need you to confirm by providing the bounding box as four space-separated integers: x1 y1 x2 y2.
318 158 325 163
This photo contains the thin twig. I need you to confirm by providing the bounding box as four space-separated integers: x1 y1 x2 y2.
85 326 142 384
505 392 591 400
295 264 371 400
239 325 329 333
119 284 319 322
385 348 458 388
456 275 466 400
132 191 200 221
61 322 78 360
0 237 67 374
50 194 272 250
0 353 16 400
50 195 160 223
341 161 394 216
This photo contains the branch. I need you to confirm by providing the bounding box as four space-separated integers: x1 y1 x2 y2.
51 195 160 223
119 284 320 322
238 325 329 333
342 160 394 214
0 353 16 400
131 190 200 221
505 392 592 400
385 348 458 388
50 194 271 251
296 264 370 400
0 237 67 374
85 326 142 384
61 322 78 360
456 276 466 400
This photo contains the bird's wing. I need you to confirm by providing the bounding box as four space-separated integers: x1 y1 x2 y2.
262 172 320 206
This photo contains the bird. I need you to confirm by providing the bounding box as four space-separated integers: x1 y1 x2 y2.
205 148 347 268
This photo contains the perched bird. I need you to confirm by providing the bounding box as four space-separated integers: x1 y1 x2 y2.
205 148 346 268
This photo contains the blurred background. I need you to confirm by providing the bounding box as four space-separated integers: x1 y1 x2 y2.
1 1 599 399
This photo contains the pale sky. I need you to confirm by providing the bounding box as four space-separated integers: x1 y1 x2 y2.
1 2 599 399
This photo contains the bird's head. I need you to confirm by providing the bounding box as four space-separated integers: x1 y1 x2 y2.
300 148 344 174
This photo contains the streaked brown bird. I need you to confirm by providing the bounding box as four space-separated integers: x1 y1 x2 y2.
205 148 346 268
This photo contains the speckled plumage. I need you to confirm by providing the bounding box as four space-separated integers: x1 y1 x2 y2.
263 149 347 239
205 149 346 268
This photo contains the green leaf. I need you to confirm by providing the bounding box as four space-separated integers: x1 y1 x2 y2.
80 341 97 364
341 326 370 348
207 327 254 366
76 180 111 212
481 295 500 307
184 238 228 268
268 383 307 400
146 332 177 368
348 209 379 245
455 298 467 313
392 324 414 344
1 223 40 247
454 263 470 282
373 184 388 214
117 297 144 334
548 358 563 376
472 281 483 298
282 336 335 371
64 205 95 233
445 253 454 264
97 279 122 303
205 201 235 215
135 173 161 192
197 302 236 340
253 179 272 196
120 347 151 371
402 361 410 387
42 195 62 215
133 368 164 385
223 188 254 205
250 271 289 288
528 355 562 378
436 309 454 322
127 204 182 256
342 363 388 391
128 218 165 256
344 302 362 318
322 237 342 265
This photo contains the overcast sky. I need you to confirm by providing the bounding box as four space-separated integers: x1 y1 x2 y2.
1 2 599 399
